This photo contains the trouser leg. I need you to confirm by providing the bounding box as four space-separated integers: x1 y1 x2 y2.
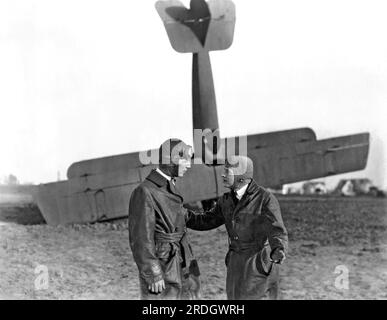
267 265 280 300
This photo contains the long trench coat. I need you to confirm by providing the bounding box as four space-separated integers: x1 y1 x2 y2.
128 170 200 300
187 179 288 300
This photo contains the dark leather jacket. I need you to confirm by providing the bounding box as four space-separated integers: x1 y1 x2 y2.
186 179 288 299
187 179 288 253
128 169 199 297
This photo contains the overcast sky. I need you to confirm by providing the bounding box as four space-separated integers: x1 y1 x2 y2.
1 0 386 188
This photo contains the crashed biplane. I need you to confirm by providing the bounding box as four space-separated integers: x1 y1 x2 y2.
34 0 369 225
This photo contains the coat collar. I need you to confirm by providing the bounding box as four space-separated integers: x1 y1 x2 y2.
146 169 183 200
146 169 169 187
245 179 260 196
233 179 260 213
155 168 173 182
234 179 259 198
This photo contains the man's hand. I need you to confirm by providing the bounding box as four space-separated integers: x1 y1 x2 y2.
271 248 286 264
148 279 165 294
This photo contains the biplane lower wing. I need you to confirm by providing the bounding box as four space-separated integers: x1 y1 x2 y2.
248 132 370 188
34 166 154 225
180 131 370 199
34 163 226 225
34 129 369 225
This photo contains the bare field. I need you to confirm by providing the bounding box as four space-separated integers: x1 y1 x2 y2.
0 195 386 300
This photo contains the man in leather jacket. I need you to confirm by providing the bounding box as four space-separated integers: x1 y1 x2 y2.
187 155 288 299
128 138 200 299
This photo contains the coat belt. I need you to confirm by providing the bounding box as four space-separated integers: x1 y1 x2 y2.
229 240 266 253
154 231 185 243
154 231 193 274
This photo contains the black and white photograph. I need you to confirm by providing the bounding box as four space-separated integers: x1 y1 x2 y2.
0 0 386 303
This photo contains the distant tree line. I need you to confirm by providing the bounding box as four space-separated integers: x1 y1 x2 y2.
1 174 20 185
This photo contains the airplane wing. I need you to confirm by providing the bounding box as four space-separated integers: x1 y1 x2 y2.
247 131 370 188
180 130 370 200
34 128 369 225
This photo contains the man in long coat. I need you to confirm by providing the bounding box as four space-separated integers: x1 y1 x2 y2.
187 155 288 299
128 138 200 299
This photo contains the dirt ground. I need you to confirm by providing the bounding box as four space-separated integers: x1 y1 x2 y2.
0 192 386 300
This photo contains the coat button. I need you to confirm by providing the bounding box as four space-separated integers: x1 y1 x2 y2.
234 236 239 240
